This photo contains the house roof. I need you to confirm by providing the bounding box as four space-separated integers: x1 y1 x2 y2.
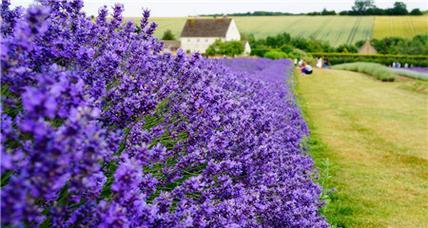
358 40 377 55
181 18 232 38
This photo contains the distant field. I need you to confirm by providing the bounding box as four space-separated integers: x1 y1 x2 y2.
140 16 374 46
373 16 428 39
233 16 373 46
128 16 428 46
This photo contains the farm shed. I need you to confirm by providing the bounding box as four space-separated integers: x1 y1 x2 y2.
180 17 246 54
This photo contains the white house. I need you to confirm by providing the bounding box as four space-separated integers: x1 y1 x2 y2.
180 17 251 55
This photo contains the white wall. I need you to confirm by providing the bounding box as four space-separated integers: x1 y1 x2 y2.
225 19 241 41
180 37 223 53
180 19 241 54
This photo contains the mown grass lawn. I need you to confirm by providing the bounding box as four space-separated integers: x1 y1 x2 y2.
295 69 428 227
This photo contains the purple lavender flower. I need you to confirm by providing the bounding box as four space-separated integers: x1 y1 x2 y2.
1 0 326 227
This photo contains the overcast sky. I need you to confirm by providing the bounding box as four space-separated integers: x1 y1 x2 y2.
11 0 428 17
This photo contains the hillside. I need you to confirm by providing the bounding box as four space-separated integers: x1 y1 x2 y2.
132 16 428 46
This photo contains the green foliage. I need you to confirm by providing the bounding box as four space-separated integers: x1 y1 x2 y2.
336 44 358 53
250 45 271 57
352 0 375 15
390 2 408 15
332 62 397 81
205 40 244 57
311 52 428 67
161 29 176 40
250 32 335 57
266 33 291 48
264 50 288 60
410 8 423 15
371 35 428 55
344 0 416 15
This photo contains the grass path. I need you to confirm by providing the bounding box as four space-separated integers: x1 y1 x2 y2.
295 69 428 227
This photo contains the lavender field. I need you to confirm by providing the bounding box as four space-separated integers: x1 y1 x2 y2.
0 1 326 227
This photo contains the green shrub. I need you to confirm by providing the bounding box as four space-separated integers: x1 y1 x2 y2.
332 62 397 82
264 50 288 60
251 45 272 57
162 29 176 40
280 44 294 54
205 40 244 57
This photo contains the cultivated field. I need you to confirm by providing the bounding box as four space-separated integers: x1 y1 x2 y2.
373 16 428 39
143 16 373 46
233 16 373 45
137 16 428 46
296 69 428 227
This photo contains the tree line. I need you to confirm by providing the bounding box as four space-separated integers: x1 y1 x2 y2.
200 0 424 16
249 32 428 57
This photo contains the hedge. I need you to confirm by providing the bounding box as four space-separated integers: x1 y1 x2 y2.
310 53 428 67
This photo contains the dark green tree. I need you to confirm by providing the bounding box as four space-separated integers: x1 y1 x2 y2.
409 8 422 15
389 2 408 15
162 29 176 40
352 0 375 15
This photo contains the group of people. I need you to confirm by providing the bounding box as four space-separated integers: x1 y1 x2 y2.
294 57 330 76
391 62 413 68
316 58 330 69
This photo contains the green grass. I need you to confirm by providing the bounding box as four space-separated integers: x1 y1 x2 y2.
373 16 428 39
332 62 397 81
295 68 428 227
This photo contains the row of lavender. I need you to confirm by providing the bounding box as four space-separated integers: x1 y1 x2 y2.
0 0 327 227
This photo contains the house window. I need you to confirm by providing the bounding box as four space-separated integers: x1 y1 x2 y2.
205 39 208 42
197 38 200 42
187 39 190 42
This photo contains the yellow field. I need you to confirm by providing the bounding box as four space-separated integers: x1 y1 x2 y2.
133 16 375 46
373 16 428 39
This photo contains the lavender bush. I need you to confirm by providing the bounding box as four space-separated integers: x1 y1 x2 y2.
1 0 327 227
407 67 428 74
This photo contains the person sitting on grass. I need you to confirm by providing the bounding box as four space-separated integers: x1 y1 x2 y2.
300 62 313 75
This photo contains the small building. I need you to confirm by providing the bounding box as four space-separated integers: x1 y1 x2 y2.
162 40 181 53
358 40 377 55
242 40 251 55
180 17 248 54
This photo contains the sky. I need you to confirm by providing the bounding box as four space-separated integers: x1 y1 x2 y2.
11 0 428 17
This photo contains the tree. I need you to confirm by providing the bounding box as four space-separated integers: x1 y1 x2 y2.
336 44 358 53
409 8 423 15
390 2 408 15
352 0 375 15
162 29 176 40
